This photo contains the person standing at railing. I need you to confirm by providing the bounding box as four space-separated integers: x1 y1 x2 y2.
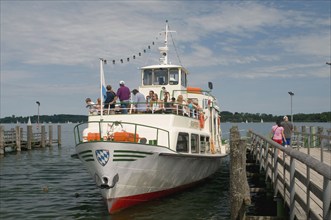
150 93 163 113
281 115 293 147
145 90 154 112
176 95 188 116
131 89 146 113
271 119 286 156
85 98 97 115
95 98 102 114
104 85 117 115
163 91 172 113
116 81 130 114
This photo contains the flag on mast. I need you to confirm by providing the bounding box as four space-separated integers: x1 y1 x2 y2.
100 58 107 116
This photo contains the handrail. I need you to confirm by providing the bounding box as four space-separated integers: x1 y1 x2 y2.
74 121 170 149
88 101 203 119
248 130 331 220
251 131 331 179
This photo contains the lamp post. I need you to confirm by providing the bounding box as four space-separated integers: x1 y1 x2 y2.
36 101 40 129
288 92 294 123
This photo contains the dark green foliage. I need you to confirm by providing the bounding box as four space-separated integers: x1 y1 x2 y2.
220 112 330 123
0 114 87 124
1 112 330 123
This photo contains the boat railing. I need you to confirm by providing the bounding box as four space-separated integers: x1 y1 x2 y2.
74 121 170 148
88 101 204 119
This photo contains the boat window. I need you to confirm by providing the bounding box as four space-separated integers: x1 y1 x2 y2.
200 135 206 153
181 69 187 87
206 136 210 152
191 134 199 153
154 68 168 85
169 68 179 85
176 132 189 153
202 99 209 109
143 69 153 85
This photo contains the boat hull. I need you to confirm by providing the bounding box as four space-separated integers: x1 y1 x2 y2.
76 141 227 213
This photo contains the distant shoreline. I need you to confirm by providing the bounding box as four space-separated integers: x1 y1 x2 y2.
0 112 330 124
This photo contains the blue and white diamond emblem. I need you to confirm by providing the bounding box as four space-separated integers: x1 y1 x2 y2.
95 149 110 166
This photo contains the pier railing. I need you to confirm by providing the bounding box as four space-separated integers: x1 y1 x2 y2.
248 130 331 220
291 126 331 163
0 125 62 155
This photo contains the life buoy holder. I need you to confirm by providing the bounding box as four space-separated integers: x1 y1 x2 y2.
199 113 205 129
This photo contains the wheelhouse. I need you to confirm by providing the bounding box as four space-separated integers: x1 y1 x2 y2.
141 66 187 87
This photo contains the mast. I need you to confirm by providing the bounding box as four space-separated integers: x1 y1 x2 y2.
159 20 175 65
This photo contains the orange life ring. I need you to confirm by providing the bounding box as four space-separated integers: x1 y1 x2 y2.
217 116 220 127
199 113 205 129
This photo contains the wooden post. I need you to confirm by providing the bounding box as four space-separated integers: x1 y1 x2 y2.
302 126 307 148
57 125 61 146
230 126 251 220
20 127 23 140
0 126 4 155
27 125 32 150
15 126 21 152
317 127 324 162
48 125 53 146
310 126 316 147
317 127 323 147
41 125 46 148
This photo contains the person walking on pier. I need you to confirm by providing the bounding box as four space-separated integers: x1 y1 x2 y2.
271 120 286 156
271 120 286 145
281 115 293 147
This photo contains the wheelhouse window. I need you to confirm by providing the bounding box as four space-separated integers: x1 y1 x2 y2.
191 134 199 153
154 68 168 85
181 69 187 87
176 132 189 152
143 69 153 85
169 68 179 85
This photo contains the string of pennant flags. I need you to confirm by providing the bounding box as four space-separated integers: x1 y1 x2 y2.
104 37 160 65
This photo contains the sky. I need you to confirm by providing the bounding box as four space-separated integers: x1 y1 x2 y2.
1 0 330 118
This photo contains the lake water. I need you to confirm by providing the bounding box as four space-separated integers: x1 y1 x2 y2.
0 122 329 219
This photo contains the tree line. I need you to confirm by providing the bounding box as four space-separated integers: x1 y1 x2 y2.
0 112 330 124
220 111 330 123
0 114 87 124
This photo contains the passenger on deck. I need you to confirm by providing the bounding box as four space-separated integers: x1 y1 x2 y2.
131 89 146 113
104 85 117 115
150 93 163 113
193 99 202 118
116 81 130 114
176 95 188 116
146 90 154 112
187 99 199 118
160 86 167 100
170 97 177 114
85 98 97 115
96 98 102 114
163 92 172 113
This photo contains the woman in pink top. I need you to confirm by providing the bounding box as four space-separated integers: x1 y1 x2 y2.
271 120 286 145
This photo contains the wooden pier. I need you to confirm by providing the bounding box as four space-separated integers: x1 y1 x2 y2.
0 124 62 155
244 126 330 220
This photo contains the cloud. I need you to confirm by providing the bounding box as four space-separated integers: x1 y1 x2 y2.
1 1 330 117
280 34 330 57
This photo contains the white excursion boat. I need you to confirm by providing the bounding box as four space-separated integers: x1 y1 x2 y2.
73 21 229 214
